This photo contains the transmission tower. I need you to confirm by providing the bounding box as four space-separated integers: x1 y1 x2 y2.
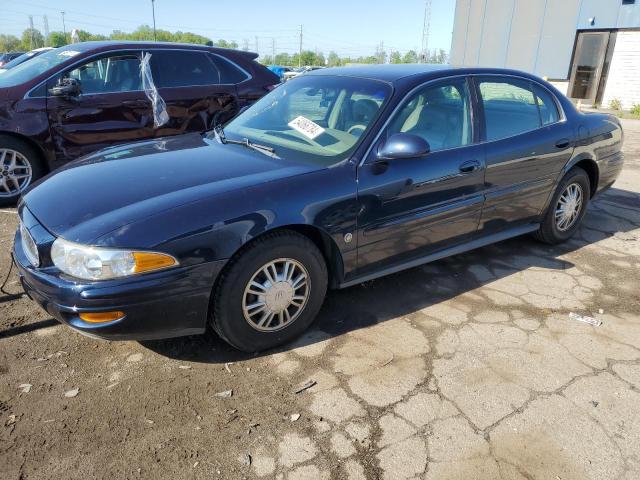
420 0 432 63
43 15 50 46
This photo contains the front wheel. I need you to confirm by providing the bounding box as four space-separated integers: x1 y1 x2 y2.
0 135 45 207
534 167 591 244
211 231 328 352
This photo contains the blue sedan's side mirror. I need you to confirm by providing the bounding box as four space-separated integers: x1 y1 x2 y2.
377 133 430 160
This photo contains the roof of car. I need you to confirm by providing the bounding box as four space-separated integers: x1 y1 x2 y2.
305 64 543 83
54 41 257 57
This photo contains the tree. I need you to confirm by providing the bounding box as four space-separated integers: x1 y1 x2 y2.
327 51 341 67
21 28 44 50
215 39 239 49
48 31 70 47
0 34 21 52
402 50 419 63
389 50 402 64
273 52 291 66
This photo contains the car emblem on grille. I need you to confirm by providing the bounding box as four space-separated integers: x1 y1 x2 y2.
20 222 40 267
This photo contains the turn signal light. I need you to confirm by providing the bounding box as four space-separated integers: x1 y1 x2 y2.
79 311 125 323
132 252 178 273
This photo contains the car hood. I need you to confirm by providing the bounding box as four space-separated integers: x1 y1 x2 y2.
24 133 322 243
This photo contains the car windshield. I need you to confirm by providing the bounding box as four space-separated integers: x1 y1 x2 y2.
0 47 80 88
219 75 391 166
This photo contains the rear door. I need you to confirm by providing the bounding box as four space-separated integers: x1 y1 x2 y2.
356 77 485 275
474 76 574 234
46 50 153 161
147 49 239 136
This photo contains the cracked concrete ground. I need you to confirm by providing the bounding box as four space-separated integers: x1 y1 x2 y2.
1 118 639 479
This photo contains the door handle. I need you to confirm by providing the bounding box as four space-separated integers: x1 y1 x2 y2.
555 138 571 149
459 160 481 174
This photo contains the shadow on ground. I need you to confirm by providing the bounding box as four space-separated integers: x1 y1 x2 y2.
138 186 640 364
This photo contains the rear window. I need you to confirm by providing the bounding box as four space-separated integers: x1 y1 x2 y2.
209 54 249 84
150 50 220 88
478 78 541 141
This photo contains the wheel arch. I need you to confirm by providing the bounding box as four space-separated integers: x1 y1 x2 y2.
0 130 50 173
563 155 599 199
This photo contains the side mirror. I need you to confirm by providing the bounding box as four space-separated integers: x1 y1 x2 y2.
377 133 430 160
49 78 80 97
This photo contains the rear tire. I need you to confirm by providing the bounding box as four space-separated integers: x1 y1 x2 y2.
534 167 590 244
211 231 328 352
0 135 45 207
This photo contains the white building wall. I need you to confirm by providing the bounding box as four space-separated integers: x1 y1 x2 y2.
601 31 640 110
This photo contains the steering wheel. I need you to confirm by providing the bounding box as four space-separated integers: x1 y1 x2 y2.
348 124 367 136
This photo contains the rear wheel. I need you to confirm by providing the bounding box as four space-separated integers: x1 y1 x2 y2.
0 135 45 207
534 167 591 244
211 231 328 352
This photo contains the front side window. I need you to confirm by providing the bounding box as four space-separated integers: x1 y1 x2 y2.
63 54 142 95
478 78 541 141
150 50 219 88
220 75 390 166
386 78 472 151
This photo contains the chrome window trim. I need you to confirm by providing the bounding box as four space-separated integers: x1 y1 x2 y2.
25 47 253 99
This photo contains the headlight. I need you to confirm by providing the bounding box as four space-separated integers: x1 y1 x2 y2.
50 237 178 281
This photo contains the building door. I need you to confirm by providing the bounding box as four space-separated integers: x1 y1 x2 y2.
568 31 614 106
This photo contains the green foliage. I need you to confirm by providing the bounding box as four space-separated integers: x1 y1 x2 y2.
609 98 622 110
327 51 341 67
631 103 640 117
21 28 44 49
0 34 21 52
389 51 402 64
402 50 419 63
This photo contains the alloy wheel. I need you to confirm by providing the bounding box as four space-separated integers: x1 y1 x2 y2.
555 183 583 231
0 148 32 198
242 258 310 332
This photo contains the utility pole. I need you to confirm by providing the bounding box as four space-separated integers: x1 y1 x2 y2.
61 11 66 38
151 0 157 41
298 24 303 67
43 15 50 47
420 0 432 63
254 36 259 57
242 39 249 51
28 15 34 49
272 37 276 61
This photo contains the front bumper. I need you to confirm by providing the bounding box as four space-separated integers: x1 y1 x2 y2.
14 228 226 341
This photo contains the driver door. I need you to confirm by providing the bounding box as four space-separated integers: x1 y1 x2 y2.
46 51 154 161
356 77 486 275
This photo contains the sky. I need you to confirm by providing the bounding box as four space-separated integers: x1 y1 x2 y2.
0 0 456 57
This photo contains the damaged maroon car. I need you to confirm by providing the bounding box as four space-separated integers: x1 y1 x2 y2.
0 41 280 205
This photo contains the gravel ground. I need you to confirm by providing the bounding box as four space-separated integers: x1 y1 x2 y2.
1 119 639 480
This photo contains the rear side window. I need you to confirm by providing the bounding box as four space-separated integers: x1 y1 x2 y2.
478 78 540 141
150 50 220 88
209 54 249 84
532 84 560 125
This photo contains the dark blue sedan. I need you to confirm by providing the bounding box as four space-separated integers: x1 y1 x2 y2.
13 65 624 351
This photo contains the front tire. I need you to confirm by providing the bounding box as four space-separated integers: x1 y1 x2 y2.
211 231 328 352
0 135 45 207
534 167 591 244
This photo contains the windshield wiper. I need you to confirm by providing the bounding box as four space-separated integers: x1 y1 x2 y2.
213 124 278 158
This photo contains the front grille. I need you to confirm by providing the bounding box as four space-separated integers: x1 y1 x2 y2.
20 222 40 267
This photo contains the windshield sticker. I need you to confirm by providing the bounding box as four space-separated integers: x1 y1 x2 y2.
58 50 81 58
288 116 325 140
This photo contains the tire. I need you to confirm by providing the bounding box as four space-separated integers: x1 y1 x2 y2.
211 230 328 352
534 167 591 244
0 135 46 207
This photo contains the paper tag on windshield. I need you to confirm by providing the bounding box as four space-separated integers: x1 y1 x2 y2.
58 50 81 58
288 116 325 139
